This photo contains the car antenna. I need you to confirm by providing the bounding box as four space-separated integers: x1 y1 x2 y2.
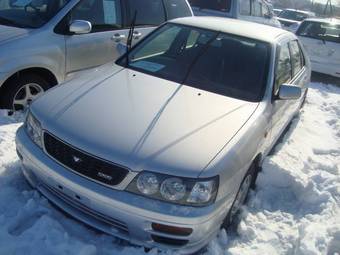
126 11 137 67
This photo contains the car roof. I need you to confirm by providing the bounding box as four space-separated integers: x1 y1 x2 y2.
303 18 340 25
170 16 290 43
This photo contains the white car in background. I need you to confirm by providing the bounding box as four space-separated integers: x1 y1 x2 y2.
296 18 340 78
277 9 315 32
188 0 281 28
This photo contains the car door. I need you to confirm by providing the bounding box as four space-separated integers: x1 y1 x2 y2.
288 39 309 110
65 0 130 74
270 40 299 147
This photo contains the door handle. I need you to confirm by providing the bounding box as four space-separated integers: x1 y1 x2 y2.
112 33 126 43
133 31 142 40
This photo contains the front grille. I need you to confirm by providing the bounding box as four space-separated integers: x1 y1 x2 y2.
44 132 128 186
42 183 129 234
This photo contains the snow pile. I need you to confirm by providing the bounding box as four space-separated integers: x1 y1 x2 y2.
0 82 339 255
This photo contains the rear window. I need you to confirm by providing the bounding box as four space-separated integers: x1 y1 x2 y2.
188 0 231 13
297 21 340 44
118 23 270 102
163 0 192 19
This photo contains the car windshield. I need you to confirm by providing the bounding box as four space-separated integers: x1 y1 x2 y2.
279 10 309 21
0 0 69 28
117 23 270 102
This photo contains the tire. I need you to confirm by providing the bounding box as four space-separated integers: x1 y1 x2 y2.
222 163 257 229
0 73 51 111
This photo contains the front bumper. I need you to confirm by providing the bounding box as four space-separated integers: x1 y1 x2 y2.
16 127 231 254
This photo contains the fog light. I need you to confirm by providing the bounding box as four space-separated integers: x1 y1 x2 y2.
152 223 193 236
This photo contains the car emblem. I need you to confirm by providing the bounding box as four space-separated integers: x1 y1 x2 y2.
97 172 113 181
72 155 82 163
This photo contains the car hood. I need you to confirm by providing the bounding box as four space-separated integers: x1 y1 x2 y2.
33 67 259 178
0 24 30 45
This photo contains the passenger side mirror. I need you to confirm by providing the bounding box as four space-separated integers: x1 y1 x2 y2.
278 85 301 100
69 20 92 34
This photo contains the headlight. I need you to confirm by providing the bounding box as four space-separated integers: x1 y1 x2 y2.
25 111 43 148
127 171 219 206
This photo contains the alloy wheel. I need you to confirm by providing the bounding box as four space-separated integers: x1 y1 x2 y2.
13 83 44 111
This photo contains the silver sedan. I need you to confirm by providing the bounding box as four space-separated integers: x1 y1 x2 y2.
16 17 310 254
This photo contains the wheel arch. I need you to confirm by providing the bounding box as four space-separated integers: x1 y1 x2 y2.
0 67 59 108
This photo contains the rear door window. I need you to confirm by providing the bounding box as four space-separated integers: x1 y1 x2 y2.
127 0 166 26
188 0 232 12
275 43 292 93
163 0 192 19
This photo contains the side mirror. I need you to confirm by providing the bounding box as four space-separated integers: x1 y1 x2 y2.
69 20 92 34
278 85 301 100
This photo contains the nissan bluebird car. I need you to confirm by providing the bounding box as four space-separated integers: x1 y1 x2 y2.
16 17 310 253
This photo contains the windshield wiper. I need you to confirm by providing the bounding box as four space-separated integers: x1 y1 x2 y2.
125 11 137 68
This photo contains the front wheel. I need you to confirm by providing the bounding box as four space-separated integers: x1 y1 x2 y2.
1 74 50 111
223 164 257 228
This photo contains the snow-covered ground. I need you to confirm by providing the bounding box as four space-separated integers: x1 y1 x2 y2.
0 82 339 255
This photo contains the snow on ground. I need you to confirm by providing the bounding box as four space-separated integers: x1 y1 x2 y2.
0 82 339 255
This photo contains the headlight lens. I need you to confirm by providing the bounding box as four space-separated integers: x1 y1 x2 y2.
160 178 186 201
25 112 43 148
127 171 218 206
137 173 159 195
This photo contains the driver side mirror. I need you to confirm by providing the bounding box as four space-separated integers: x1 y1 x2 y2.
278 84 301 100
69 20 92 34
